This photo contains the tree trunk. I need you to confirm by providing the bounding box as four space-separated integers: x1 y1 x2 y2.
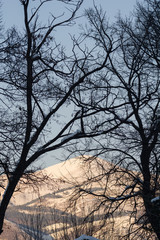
141 148 160 239
0 166 24 234
143 195 160 239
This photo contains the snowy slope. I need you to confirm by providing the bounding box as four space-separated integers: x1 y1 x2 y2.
8 155 111 206
75 234 100 240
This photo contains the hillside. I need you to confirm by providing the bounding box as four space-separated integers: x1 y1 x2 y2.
1 156 137 239
0 220 24 240
7 155 111 206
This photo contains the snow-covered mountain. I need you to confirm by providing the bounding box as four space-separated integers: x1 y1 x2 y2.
2 155 134 239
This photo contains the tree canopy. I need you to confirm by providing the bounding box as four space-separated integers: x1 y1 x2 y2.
0 0 160 238
69 0 160 238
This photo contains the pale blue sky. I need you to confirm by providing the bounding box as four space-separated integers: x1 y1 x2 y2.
2 0 138 29
1 0 139 167
1 0 138 47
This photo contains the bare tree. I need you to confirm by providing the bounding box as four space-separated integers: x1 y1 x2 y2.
18 203 113 240
0 0 116 234
66 0 160 239
19 206 49 240
2 0 159 238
